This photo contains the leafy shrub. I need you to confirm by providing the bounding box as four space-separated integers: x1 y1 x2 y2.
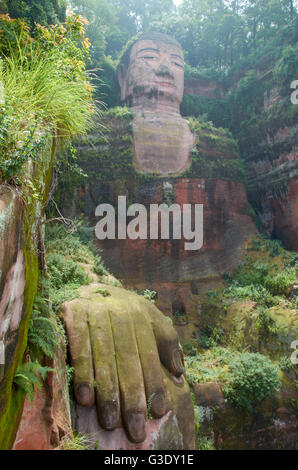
234 261 269 286
49 283 81 314
45 224 93 263
182 341 198 357
105 106 134 120
264 239 283 257
45 223 100 314
142 289 157 303
197 334 217 350
255 306 278 335
196 436 216 450
197 325 226 350
264 270 296 296
249 237 264 251
279 356 295 372
224 283 276 307
223 353 281 410
185 347 237 385
47 252 90 289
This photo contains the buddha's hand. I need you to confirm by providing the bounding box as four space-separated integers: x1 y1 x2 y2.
61 285 184 443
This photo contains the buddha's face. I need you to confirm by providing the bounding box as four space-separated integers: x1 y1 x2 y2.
119 39 184 108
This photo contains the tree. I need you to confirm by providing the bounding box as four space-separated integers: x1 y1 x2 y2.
0 0 67 27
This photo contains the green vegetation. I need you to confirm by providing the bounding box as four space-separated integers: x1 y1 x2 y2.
196 436 216 450
28 290 62 360
45 223 95 313
59 432 91 450
95 288 111 297
185 348 281 411
0 14 95 183
185 347 238 385
221 236 297 308
0 0 67 27
146 392 156 420
184 237 297 423
222 353 281 411
13 361 54 402
93 255 109 276
15 222 107 405
142 289 157 303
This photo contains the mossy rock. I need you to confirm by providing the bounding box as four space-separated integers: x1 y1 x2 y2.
221 300 298 359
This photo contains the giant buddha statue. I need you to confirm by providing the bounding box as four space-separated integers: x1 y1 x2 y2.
69 32 255 323
56 31 256 449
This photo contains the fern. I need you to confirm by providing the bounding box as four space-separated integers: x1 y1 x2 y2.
28 307 60 359
13 361 54 402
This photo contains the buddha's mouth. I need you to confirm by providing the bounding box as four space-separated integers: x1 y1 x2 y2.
156 81 175 88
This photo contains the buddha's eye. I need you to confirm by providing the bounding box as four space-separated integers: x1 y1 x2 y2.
173 61 184 68
141 55 157 60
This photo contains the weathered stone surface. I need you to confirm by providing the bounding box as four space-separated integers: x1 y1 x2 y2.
73 407 184 450
132 110 194 175
0 137 56 449
243 120 298 251
193 382 225 407
118 33 195 176
0 188 25 358
184 78 225 99
118 33 184 113
196 387 298 450
92 176 256 320
63 281 196 450
13 345 72 450
221 300 298 359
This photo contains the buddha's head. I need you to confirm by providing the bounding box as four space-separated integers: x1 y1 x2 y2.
117 32 184 112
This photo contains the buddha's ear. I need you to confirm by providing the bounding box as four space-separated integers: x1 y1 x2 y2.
117 64 128 102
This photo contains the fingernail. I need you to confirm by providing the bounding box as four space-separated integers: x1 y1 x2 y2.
101 401 119 430
173 349 184 376
151 391 166 418
75 383 93 407
127 412 146 443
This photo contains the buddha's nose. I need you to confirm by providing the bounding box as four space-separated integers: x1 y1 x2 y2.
156 60 174 79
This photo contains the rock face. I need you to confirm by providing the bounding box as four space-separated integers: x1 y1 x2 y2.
193 382 225 408
193 297 298 450
195 383 298 450
184 78 225 100
246 124 298 251
181 68 298 252
13 344 72 450
0 138 56 449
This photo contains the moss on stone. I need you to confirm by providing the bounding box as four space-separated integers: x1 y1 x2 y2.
0 137 56 449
